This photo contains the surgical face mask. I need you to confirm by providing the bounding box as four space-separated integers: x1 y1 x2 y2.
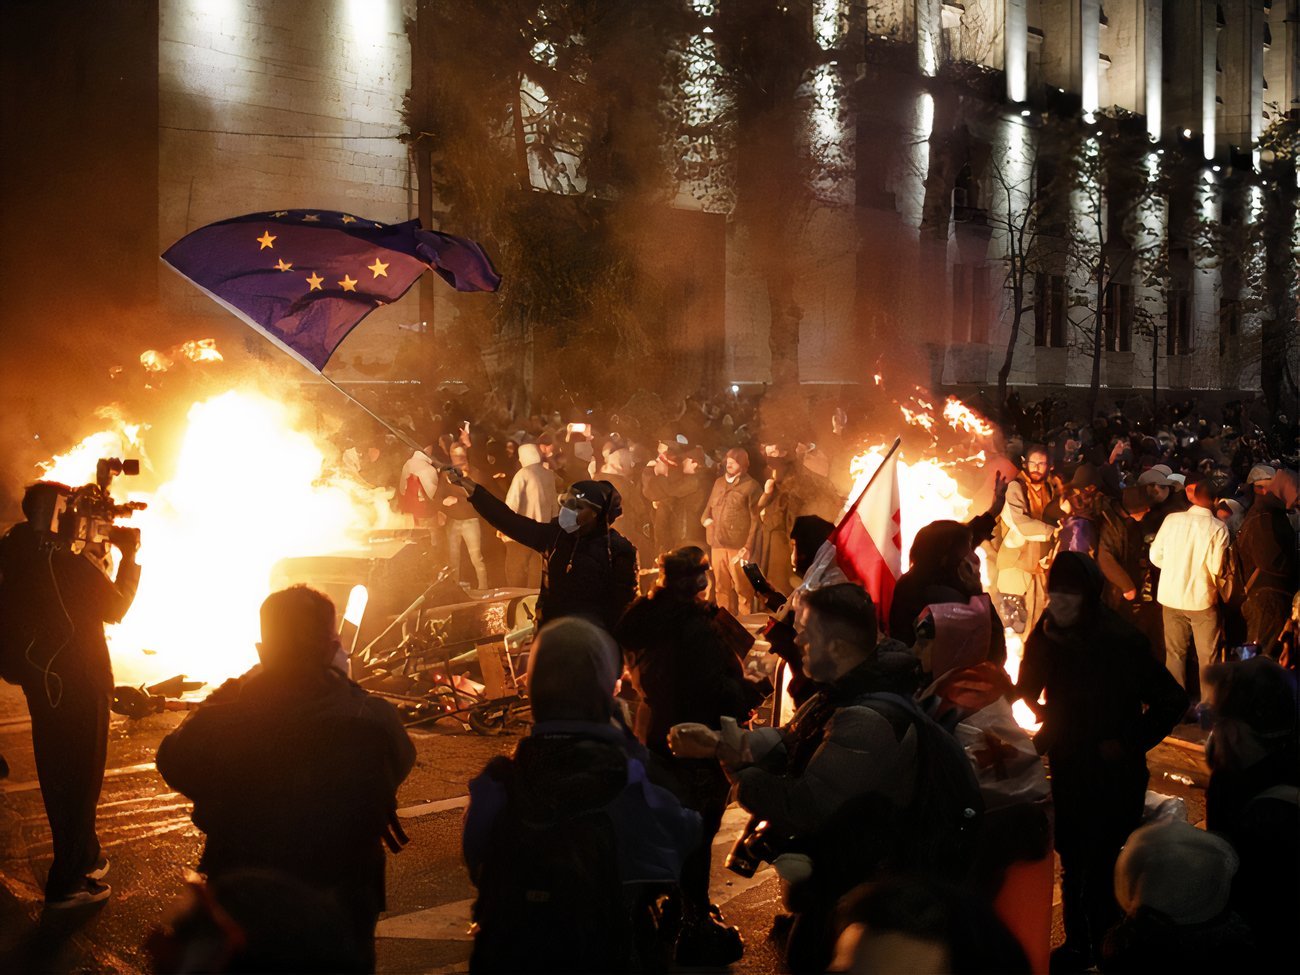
1046 592 1085 628
558 506 581 534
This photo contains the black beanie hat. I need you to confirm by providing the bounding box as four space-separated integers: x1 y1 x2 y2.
1048 551 1103 603
569 479 623 525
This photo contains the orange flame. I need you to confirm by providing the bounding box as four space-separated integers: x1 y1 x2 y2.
179 338 224 363
40 390 401 687
942 397 995 438
140 350 174 373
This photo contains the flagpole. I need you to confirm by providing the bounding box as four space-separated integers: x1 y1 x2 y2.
836 436 902 532
320 373 426 454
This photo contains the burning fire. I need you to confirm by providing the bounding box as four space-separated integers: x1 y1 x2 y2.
39 390 400 688
942 396 995 438
140 350 173 373
179 338 224 363
138 338 224 374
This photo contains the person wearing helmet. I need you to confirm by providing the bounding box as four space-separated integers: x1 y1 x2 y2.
445 469 638 632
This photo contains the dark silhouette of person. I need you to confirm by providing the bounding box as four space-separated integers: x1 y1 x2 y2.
156 586 415 966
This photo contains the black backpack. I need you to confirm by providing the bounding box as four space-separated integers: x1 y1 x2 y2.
861 692 985 883
470 751 633 974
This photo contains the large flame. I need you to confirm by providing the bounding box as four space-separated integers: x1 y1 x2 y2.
39 390 400 688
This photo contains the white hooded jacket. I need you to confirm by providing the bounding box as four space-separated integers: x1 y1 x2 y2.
506 443 560 523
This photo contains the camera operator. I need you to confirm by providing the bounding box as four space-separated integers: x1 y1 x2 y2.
670 583 939 973
0 481 140 908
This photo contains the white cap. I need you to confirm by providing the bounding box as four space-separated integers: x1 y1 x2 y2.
1138 469 1177 487
1246 464 1277 485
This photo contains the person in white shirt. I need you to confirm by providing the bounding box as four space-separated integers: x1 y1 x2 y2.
1148 481 1229 700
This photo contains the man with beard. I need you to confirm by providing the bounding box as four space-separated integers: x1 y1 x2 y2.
616 547 757 967
702 448 761 616
996 446 1058 634
1016 553 1186 972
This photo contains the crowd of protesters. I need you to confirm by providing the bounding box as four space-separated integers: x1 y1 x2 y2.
1 379 1295 973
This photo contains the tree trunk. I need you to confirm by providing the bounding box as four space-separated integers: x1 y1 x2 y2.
1152 324 1159 418
998 290 1025 422
1087 274 1105 417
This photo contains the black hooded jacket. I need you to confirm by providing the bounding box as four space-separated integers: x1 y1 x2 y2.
1018 553 1186 761
467 483 638 631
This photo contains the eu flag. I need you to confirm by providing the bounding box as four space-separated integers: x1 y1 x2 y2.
162 210 500 371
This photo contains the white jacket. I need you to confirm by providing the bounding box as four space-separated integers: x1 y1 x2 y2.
506 443 559 523
399 450 441 501
1149 506 1229 611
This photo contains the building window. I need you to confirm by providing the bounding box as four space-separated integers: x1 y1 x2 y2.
1218 298 1240 355
1034 273 1068 348
1167 290 1192 355
1104 282 1132 352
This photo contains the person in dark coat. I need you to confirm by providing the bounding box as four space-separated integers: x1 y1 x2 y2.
615 546 757 966
447 469 639 633
889 519 1005 663
1201 656 1299 972
463 618 701 974
0 482 141 908
1016 553 1187 973
1234 487 1298 658
156 586 415 966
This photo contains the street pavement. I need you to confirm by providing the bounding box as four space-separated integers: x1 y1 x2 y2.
0 682 1209 974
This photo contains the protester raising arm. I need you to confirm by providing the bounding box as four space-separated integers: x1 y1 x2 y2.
448 469 559 553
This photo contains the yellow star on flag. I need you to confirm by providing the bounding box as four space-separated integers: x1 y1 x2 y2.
274 258 293 271
256 230 277 250
270 210 288 217
306 272 324 291
368 258 389 278
339 275 358 292
302 214 320 222
341 215 357 224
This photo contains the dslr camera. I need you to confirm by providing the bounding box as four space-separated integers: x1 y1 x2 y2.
31 458 146 563
725 816 792 878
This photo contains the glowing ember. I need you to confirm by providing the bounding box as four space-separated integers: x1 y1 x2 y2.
898 405 934 432
38 390 400 687
179 338 224 363
942 396 995 438
139 349 174 373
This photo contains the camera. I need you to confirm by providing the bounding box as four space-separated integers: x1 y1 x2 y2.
725 816 791 878
35 458 146 562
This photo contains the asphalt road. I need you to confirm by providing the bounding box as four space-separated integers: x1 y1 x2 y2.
0 683 1209 974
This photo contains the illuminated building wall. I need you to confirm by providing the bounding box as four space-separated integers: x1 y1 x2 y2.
158 0 415 368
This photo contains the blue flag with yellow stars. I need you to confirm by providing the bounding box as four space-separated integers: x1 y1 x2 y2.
162 210 500 370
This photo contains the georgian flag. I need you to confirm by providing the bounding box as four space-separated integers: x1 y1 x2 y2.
802 440 903 629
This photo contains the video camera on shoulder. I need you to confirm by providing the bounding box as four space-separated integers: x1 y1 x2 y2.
31 458 146 564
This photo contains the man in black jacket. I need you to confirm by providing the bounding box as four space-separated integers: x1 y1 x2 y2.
445 469 638 632
0 482 140 908
1235 484 1298 658
1017 552 1186 973
155 586 415 965
616 546 755 966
